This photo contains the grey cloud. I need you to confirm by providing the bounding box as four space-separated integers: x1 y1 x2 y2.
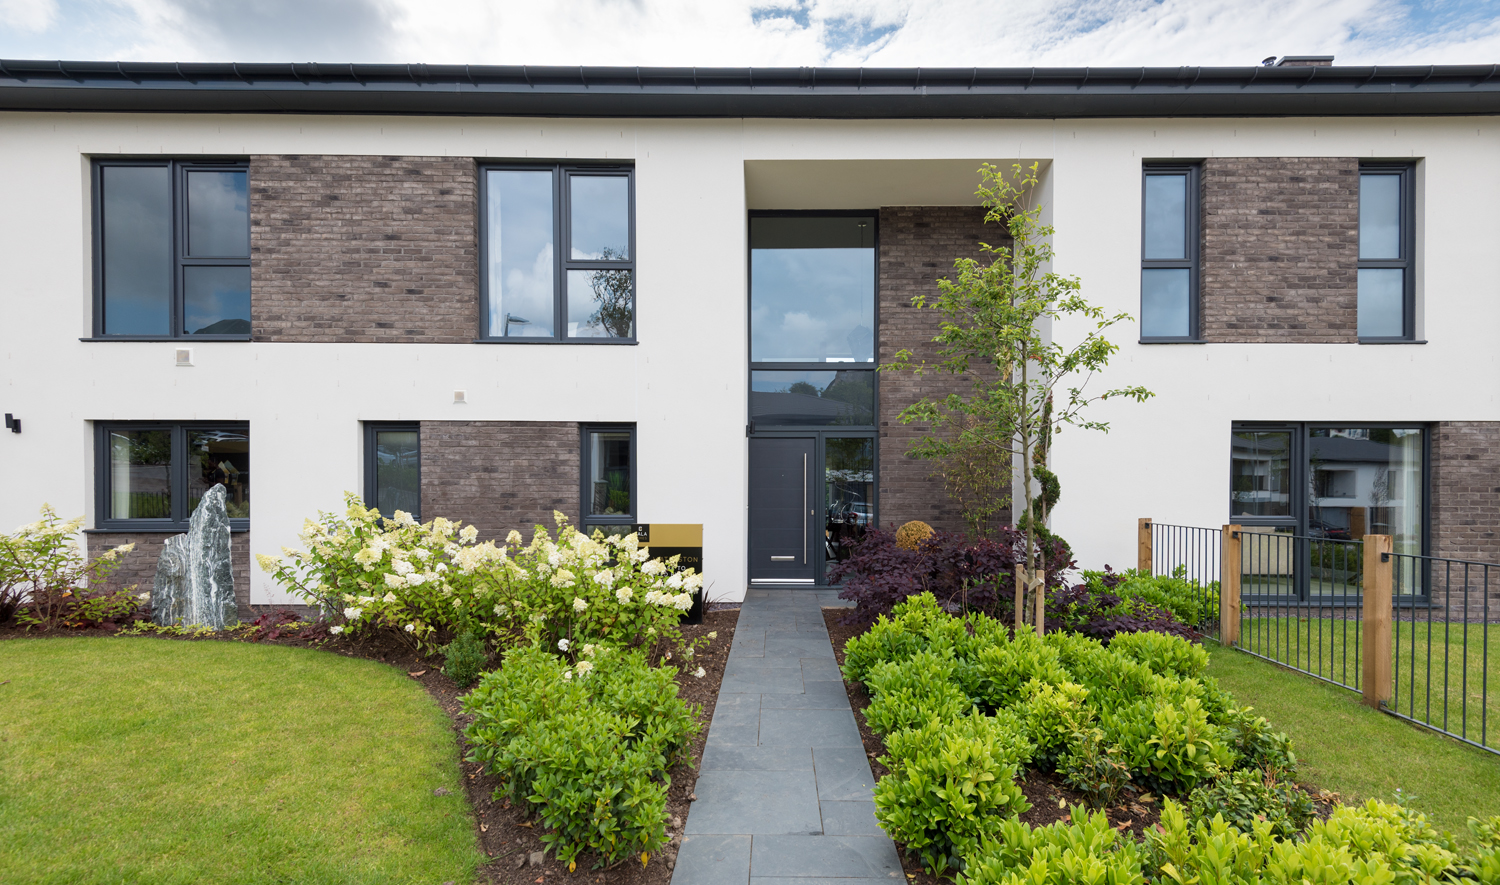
160 0 400 62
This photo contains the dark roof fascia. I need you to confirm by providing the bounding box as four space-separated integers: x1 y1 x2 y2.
1 61 1499 118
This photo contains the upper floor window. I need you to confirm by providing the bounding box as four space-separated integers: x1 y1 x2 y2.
92 159 251 339
481 164 635 342
1358 164 1415 340
96 422 250 530
1140 164 1200 341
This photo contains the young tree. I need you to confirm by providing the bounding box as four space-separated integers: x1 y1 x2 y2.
881 162 1152 627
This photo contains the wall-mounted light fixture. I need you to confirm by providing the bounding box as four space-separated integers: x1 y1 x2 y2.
4 413 19 434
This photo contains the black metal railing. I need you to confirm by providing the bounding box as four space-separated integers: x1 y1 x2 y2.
1147 522 1223 636
1236 532 1368 691
1388 552 1496 754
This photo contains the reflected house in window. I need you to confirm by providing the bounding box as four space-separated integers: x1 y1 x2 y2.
749 371 874 427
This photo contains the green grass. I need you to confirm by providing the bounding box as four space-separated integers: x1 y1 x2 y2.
1208 641 1500 845
1238 617 1500 752
0 638 485 884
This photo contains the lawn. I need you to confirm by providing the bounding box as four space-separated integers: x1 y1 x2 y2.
1237 616 1499 752
0 637 485 884
1207 641 1500 845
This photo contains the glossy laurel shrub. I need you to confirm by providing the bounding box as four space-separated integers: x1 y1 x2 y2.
958 808 1145 885
462 645 701 870
830 527 1076 625
1045 582 1199 644
1186 768 1315 840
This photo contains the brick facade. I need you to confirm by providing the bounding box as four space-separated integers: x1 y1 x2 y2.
249 155 478 343
877 206 1011 536
1200 157 1360 343
87 531 253 619
420 422 580 543
1431 422 1500 566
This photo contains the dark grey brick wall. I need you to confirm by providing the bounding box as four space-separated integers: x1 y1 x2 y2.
420 422 581 543
1200 157 1359 343
249 155 478 343
1431 422 1500 566
877 206 1012 536
87 531 253 620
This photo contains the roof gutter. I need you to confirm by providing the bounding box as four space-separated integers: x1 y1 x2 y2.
0 60 1498 118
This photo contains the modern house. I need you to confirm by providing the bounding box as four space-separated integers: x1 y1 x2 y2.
1 59 1497 611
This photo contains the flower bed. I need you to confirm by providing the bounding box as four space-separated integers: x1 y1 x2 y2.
827 594 1500 883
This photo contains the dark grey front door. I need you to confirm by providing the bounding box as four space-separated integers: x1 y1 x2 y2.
749 437 816 583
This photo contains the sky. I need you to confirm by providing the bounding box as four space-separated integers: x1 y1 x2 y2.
0 0 1497 68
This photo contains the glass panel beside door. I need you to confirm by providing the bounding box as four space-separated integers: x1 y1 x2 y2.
824 438 874 572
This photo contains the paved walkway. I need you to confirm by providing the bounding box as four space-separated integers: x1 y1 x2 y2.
673 589 902 884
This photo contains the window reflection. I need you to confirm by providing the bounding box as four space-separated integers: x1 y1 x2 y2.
186 170 250 258
188 428 250 519
750 371 874 426
750 216 875 363
101 166 172 336
184 266 251 335
825 438 874 569
487 169 556 338
110 429 172 519
588 431 633 517
567 268 634 338
1359 174 1402 260
1230 430 1291 517
1141 269 1190 338
1143 174 1187 260
570 175 630 260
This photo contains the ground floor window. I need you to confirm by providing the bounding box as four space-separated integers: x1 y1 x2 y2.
582 424 635 534
1231 423 1426 598
96 422 249 530
364 423 421 520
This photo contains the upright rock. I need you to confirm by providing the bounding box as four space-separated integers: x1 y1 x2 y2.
152 484 237 629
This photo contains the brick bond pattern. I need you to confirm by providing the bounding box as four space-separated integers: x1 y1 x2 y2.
1429 422 1500 620
420 422 580 544
1200 157 1360 343
249 155 478 343
877 206 1012 535
87 532 253 619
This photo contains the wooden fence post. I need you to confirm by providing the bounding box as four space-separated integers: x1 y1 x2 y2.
1138 518 1153 574
1220 525 1242 646
1034 571 1047 636
1362 534 1394 709
1014 565 1025 632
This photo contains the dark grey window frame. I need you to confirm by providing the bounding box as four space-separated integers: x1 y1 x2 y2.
580 423 638 531
88 157 252 341
746 209 881 434
1230 420 1430 603
93 421 251 532
477 161 637 344
363 422 421 521
1357 162 1417 343
1140 162 1202 343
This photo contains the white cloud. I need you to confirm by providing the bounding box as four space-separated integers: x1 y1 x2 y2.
0 0 1495 66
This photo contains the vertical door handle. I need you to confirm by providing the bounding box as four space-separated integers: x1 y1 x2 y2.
802 452 809 565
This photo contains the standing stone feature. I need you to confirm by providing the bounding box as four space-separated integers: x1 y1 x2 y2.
152 484 237 630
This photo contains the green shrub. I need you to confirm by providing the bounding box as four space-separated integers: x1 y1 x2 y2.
841 593 946 683
462 645 700 870
1187 768 1315 839
1219 706 1299 775
864 650 972 735
1084 566 1216 627
442 630 488 688
973 626 1069 710
1107 630 1208 680
1059 727 1133 811
1019 680 1091 767
1102 697 1226 794
958 808 1145 885
874 714 1032 875
2 505 143 630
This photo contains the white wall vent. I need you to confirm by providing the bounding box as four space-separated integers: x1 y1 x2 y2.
175 348 193 367
453 390 467 404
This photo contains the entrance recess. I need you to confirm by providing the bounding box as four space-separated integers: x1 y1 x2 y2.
748 437 816 583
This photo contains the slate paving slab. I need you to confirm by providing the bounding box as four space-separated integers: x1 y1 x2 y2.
673 590 901 885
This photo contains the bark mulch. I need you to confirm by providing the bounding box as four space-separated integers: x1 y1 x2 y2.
2 607 740 885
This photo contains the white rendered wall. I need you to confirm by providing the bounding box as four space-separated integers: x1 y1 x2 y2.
0 113 1493 603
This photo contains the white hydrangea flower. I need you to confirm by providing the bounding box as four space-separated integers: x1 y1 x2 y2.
393 510 416 527
633 548 650 562
384 573 407 590
562 670 573 681
330 625 344 635
548 550 564 568
558 638 571 652
550 569 576 589
412 548 431 561
573 597 589 613
582 643 596 656
391 559 414 576
460 524 479 544
694 667 706 679
494 603 509 617
673 593 694 611
343 607 363 620
575 660 594 676
666 573 684 590
382 592 398 603
406 573 426 587
506 530 523 545
684 573 704 592
137 592 151 602
593 569 615 589
616 586 634 605
404 623 415 633
641 559 666 577
354 547 381 568
707 631 718 640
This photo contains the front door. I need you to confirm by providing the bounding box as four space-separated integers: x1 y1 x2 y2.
748 437 816 583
